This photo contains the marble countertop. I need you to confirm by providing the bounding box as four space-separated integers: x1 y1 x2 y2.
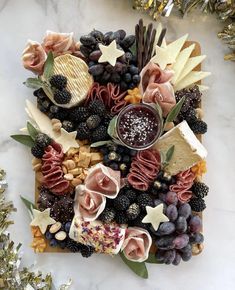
0 0 235 289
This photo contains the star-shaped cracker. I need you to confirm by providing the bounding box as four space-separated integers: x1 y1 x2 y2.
55 128 79 153
151 45 175 70
30 208 56 234
142 204 169 231
98 40 124 66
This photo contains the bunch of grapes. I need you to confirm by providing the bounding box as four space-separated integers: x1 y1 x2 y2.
80 30 140 90
152 191 204 265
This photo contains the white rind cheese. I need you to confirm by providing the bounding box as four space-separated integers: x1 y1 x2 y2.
154 121 207 175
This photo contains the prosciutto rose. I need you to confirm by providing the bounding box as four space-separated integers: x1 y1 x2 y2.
121 227 152 262
139 62 176 117
42 31 76 56
74 184 106 221
22 40 46 75
85 164 121 199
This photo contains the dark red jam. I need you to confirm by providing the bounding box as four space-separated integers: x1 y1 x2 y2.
116 104 162 150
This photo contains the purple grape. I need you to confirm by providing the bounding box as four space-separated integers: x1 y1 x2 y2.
104 31 113 44
120 35 136 49
80 35 96 46
89 64 104 76
156 236 175 250
159 192 167 202
181 250 192 261
180 243 192 254
88 61 96 67
155 250 165 262
102 71 111 82
114 62 123 72
90 30 104 41
123 73 132 83
110 73 121 83
172 252 181 265
89 50 102 61
178 203 191 219
132 74 140 84
189 233 204 244
120 81 128 91
189 215 202 233
154 199 167 213
166 204 178 221
129 65 139 75
80 45 92 57
116 29 126 40
173 234 189 249
105 64 115 73
175 216 187 234
164 250 176 265
157 222 175 236
166 191 178 205
125 52 133 62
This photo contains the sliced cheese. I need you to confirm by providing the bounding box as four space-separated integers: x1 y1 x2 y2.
154 121 207 176
176 55 206 84
25 100 58 139
174 71 211 91
171 44 195 84
197 85 209 91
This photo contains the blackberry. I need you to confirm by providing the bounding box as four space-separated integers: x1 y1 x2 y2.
124 189 137 203
35 133 52 148
62 120 74 132
54 89 72 104
115 211 128 224
66 239 82 253
103 114 113 127
130 213 150 230
49 105 59 114
86 114 101 129
50 196 74 223
80 244 95 258
181 97 191 113
99 207 116 223
181 108 197 123
192 182 209 198
33 88 46 99
31 144 44 158
50 74 67 90
189 197 206 212
126 203 140 220
113 195 130 211
69 106 90 122
91 125 108 142
88 100 106 116
176 86 201 108
76 122 90 140
189 120 207 134
137 193 154 211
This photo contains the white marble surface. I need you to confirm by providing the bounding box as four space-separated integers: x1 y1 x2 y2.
0 0 235 289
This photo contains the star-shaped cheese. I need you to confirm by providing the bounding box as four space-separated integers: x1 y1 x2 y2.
142 204 169 231
55 128 79 153
151 45 176 70
98 40 124 66
30 208 56 234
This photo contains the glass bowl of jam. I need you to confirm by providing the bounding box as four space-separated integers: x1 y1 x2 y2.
116 103 162 150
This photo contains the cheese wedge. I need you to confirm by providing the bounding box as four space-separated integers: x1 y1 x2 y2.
176 55 206 83
154 121 207 176
174 71 211 91
171 44 195 84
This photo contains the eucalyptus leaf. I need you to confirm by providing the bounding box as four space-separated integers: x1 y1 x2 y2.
23 78 43 89
90 140 113 147
165 145 175 164
145 253 163 264
160 151 165 164
165 96 186 123
107 116 118 138
119 252 148 279
11 134 35 148
155 102 163 120
27 122 38 140
20 195 36 217
43 51 54 80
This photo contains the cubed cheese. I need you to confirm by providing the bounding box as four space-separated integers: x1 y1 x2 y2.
154 121 207 175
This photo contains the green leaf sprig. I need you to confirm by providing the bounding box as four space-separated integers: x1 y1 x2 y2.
165 96 186 124
11 122 38 148
161 145 175 169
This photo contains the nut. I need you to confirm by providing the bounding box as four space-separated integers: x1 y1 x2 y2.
55 230 67 241
63 160 76 170
33 163 42 172
64 173 73 181
49 222 62 234
69 168 83 176
71 178 83 187
192 243 204 255
51 118 62 132
62 165 68 174
195 108 204 119
66 148 80 157
32 158 41 166
164 122 174 131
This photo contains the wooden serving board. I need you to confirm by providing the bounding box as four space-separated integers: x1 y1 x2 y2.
35 41 203 254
